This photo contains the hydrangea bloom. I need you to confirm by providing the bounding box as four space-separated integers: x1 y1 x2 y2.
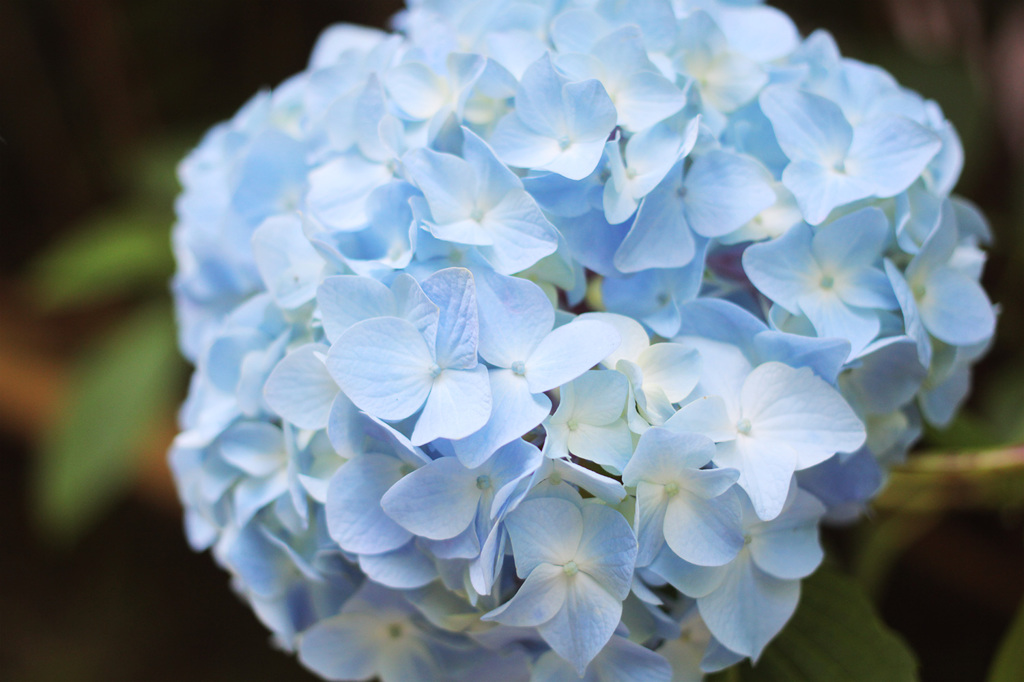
169 1 996 679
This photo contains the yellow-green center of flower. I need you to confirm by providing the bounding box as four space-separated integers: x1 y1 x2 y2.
476 475 491 490
664 482 679 497
737 418 752 435
563 560 579 576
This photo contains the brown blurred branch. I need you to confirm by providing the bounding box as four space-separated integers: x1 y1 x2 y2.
875 444 1024 512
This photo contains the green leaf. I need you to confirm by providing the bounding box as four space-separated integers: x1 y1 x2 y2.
33 303 184 543
988 598 1024 682
728 566 918 682
31 207 175 310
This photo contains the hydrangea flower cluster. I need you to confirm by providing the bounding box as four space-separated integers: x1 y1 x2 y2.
169 0 996 679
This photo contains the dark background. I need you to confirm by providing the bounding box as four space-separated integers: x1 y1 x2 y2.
1 1 1021 680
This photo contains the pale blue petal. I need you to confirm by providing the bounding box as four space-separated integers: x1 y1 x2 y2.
577 312 650 368
664 492 743 567
559 210 632 277
264 344 338 430
490 113 562 169
741 224 818 313
615 171 698 272
917 266 995 346
687 467 743 501
452 369 550 468
665 397 736 444
326 391 363 458
782 160 873 225
638 343 700 403
325 454 412 554
477 191 560 273
697 555 800 659
623 428 719 486
759 86 852 164
317 275 397 344
391 273 441 342
549 458 628 505
381 456 479 540
847 116 941 197
749 489 825 580
751 331 849 385
327 317 435 421
234 471 289 527
307 154 393 230
538 572 623 675
565 78 618 144
797 290 880 359
475 269 554 368
358 540 439 589
574 504 638 598
810 207 889 272
841 336 926 414
514 53 569 137
568 370 631 425
634 481 669 567
298 613 379 680
383 61 449 120
411 365 491 444
251 215 323 310
742 362 866 468
420 267 480 370
615 70 687 132
569 421 634 472
482 562 566 626
683 151 775 238
675 298 767 352
649 547 727 598
532 636 672 682
403 148 479 226
525 320 622 393
219 422 285 477
543 136 613 181
461 127 522 207
488 438 545 514
885 260 932 366
713 438 796 522
504 497 583 576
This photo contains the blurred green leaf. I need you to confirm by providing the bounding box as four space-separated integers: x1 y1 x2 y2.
988 597 1024 682
31 207 175 310
29 134 191 311
852 514 941 598
717 566 918 682
33 303 183 543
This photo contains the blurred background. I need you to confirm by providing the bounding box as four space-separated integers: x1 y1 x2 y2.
0 1 1021 680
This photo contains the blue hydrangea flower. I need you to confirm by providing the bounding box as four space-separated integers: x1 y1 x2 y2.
168 1 997 678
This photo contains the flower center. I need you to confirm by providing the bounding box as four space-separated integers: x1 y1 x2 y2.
470 207 485 222
511 360 526 376
567 418 579 432
429 363 442 378
476 475 491 490
664 482 679 497
736 418 752 436
387 623 403 639
563 560 579 576
819 274 835 289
